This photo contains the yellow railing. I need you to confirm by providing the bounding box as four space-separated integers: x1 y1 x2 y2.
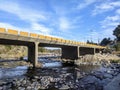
0 28 6 33
20 31 29 37
39 35 45 39
0 27 106 49
30 33 38 38
8 29 18 35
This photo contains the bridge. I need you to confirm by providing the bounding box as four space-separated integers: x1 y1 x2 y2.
0 28 106 67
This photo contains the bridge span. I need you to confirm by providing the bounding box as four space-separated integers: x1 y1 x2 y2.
0 28 106 67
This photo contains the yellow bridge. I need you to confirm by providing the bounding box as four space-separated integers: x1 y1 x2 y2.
0 28 106 67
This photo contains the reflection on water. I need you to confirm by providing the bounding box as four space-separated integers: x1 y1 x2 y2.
0 66 28 80
39 58 62 68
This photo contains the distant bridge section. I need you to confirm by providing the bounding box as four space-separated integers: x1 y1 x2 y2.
0 28 106 67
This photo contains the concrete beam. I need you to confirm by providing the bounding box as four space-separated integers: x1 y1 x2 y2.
61 46 78 60
28 42 38 67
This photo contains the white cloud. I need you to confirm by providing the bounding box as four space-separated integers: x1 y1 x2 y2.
92 1 120 15
77 0 97 10
116 9 120 14
0 22 26 31
101 28 115 39
59 17 71 31
100 15 120 28
0 1 46 22
31 22 52 35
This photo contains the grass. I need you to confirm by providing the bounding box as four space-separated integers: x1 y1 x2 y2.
110 59 120 63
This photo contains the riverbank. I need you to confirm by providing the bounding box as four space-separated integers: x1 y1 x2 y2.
0 60 43 68
75 53 120 66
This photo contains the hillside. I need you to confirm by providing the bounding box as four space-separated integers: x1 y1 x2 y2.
0 45 27 59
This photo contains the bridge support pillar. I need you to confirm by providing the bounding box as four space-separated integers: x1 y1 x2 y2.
61 46 78 60
28 42 38 67
95 48 101 53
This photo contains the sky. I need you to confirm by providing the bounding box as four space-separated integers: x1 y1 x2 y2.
0 0 120 43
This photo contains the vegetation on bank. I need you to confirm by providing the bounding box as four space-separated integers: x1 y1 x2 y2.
0 45 27 59
110 59 120 63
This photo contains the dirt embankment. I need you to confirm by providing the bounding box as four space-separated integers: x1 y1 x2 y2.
75 53 120 65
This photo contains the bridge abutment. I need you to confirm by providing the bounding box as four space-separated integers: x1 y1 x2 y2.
28 42 38 67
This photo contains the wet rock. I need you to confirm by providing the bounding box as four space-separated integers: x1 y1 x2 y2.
0 87 2 90
26 86 31 89
34 76 39 79
22 79 27 85
85 84 96 90
59 85 70 89
92 71 105 80
80 75 100 85
113 72 119 76
18 87 25 90
101 78 111 85
104 73 113 79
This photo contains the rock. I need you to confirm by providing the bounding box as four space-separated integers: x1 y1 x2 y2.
104 73 113 79
34 76 39 79
101 78 111 85
18 87 25 90
0 87 2 90
85 84 96 90
80 75 100 85
113 72 118 76
22 79 27 85
26 86 31 90
92 71 105 80
59 85 70 89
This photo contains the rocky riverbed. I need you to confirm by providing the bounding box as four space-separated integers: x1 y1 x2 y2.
0 54 120 90
0 60 120 90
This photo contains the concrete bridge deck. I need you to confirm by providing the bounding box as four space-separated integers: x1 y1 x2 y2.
0 28 106 67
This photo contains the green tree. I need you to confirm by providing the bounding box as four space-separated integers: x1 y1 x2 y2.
38 47 46 52
113 24 120 41
86 40 97 45
114 43 120 51
100 38 112 46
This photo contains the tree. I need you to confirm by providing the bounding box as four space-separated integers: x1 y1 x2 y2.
38 47 46 52
86 40 97 45
100 38 112 46
113 24 120 41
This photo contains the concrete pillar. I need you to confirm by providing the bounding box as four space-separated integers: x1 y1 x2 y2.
61 46 78 60
28 42 38 67
95 48 101 53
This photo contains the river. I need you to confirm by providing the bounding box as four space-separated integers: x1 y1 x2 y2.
0 57 119 90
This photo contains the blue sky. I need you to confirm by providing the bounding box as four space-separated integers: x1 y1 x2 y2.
0 0 120 43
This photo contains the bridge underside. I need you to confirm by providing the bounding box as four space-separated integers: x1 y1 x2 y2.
0 38 103 67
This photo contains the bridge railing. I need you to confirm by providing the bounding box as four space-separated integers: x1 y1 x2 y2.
0 28 106 49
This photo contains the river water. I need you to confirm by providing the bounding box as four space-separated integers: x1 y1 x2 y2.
0 57 116 90
0 58 101 80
